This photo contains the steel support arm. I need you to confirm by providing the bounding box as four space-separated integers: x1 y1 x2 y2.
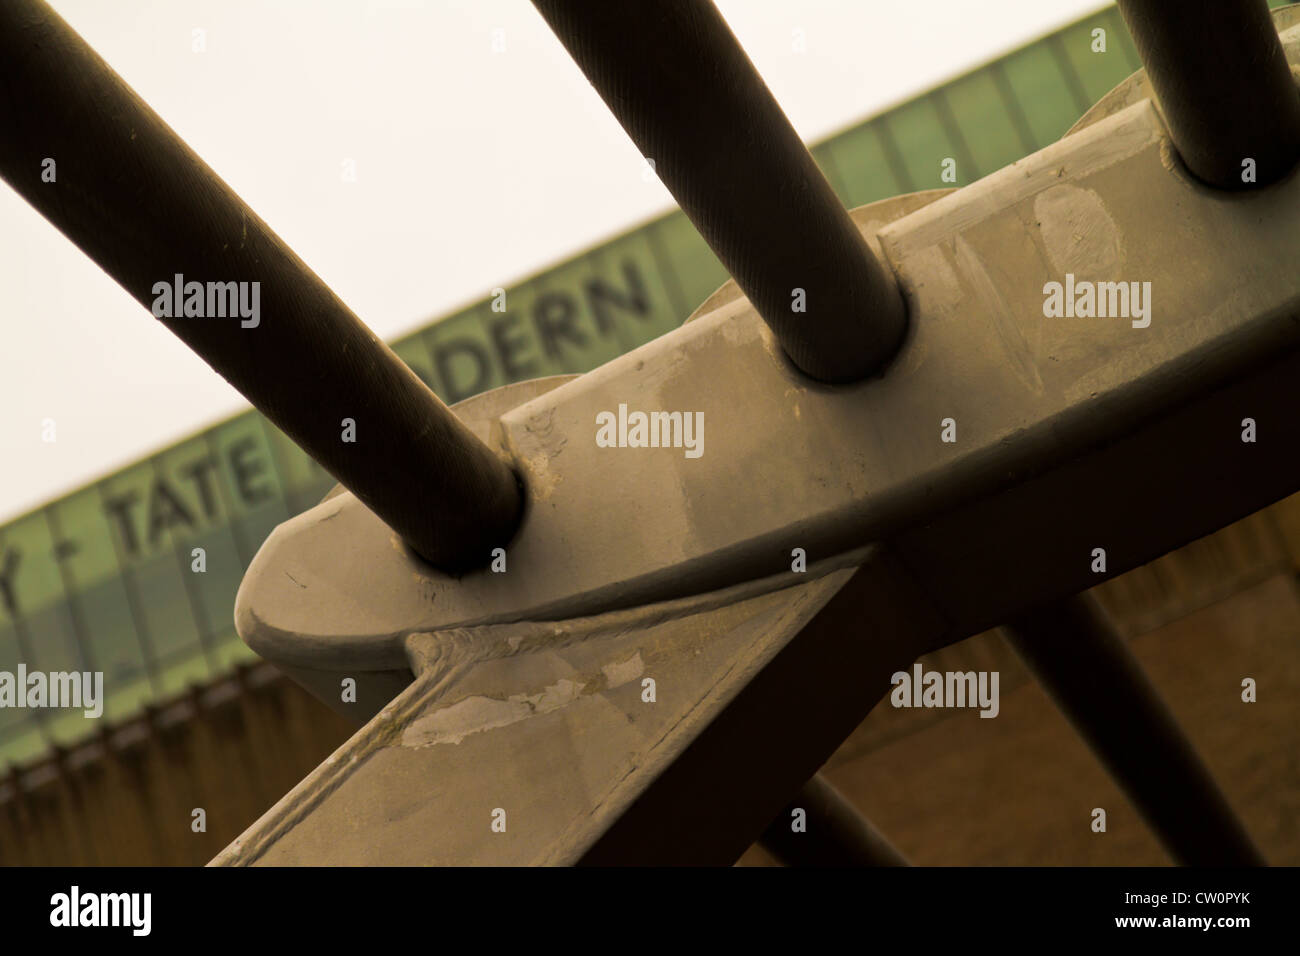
214 20 1300 861
233 87 1300 683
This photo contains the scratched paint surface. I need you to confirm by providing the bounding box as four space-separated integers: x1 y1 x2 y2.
0 4 1156 764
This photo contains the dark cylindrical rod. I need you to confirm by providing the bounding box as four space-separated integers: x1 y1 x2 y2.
757 773 910 867
1004 594 1264 866
531 0 907 383
1117 0 1300 189
0 0 522 572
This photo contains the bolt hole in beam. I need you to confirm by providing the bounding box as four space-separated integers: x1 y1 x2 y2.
1117 0 1300 189
0 0 523 573
530 0 908 383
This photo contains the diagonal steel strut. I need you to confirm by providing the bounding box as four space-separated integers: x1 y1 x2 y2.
1004 595 1265 867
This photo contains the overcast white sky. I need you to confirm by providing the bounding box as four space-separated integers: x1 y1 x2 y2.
0 0 1102 522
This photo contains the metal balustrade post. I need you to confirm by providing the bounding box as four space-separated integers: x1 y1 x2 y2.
0 0 523 573
1117 0 1300 189
531 0 908 383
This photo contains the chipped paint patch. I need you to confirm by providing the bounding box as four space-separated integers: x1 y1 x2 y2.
1034 184 1123 279
601 651 645 688
524 449 562 500
400 678 586 747
515 406 566 501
